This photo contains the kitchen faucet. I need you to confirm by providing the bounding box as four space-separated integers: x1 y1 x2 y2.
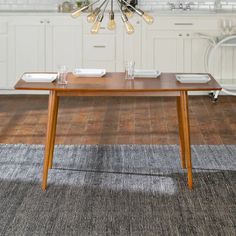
168 2 193 11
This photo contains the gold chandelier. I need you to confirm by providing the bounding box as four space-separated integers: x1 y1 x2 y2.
71 0 154 34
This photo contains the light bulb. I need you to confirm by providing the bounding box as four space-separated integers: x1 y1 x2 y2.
142 13 154 24
124 9 134 18
71 9 82 18
71 5 88 18
107 11 116 31
87 8 101 23
91 21 101 34
108 19 116 31
124 21 134 34
87 13 96 23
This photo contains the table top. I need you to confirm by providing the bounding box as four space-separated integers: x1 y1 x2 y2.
15 72 222 92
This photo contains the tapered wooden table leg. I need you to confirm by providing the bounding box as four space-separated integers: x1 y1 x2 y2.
48 96 59 169
180 91 193 190
176 96 186 169
42 91 58 191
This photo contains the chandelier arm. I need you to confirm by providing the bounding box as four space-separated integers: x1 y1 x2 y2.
84 0 101 10
116 0 128 22
98 0 109 10
102 0 110 14
117 0 132 14
120 0 144 16
111 0 113 11
96 0 109 22
71 0 101 18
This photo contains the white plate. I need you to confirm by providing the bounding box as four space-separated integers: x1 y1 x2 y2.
176 74 211 83
22 73 58 83
134 70 161 78
73 69 106 77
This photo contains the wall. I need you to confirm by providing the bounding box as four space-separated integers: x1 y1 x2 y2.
0 0 236 11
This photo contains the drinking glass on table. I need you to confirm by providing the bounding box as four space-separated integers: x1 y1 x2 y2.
57 65 68 84
124 60 135 80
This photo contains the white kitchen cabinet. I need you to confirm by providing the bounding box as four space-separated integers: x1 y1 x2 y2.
8 16 82 89
8 17 45 88
142 30 184 72
82 17 118 72
121 17 142 70
2 14 235 92
0 20 8 89
142 17 219 74
45 17 82 71
184 31 219 73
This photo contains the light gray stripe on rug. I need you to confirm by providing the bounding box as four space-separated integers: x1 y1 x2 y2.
0 144 235 190
0 144 235 236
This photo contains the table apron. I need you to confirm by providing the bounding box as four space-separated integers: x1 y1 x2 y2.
56 91 181 97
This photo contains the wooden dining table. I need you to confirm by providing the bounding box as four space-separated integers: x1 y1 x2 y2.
15 72 222 190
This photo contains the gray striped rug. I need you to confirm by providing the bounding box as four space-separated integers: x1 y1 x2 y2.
0 144 235 236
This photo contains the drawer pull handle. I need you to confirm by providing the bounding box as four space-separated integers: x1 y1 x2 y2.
93 45 106 48
174 23 193 26
179 33 182 37
100 27 106 29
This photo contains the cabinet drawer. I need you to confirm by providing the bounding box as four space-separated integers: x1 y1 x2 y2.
0 36 7 61
84 35 115 61
0 22 7 34
148 17 218 31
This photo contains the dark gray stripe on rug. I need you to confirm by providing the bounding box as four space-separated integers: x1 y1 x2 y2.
0 144 235 236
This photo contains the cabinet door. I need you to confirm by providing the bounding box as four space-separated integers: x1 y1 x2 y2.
120 17 142 71
45 17 83 71
0 20 8 89
142 29 184 72
8 17 45 88
184 31 218 74
82 17 116 72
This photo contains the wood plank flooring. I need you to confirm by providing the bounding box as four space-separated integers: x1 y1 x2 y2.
0 95 236 145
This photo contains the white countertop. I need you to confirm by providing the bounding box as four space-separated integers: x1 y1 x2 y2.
0 9 236 17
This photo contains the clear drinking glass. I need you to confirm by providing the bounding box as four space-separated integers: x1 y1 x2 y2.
124 60 135 80
57 65 68 84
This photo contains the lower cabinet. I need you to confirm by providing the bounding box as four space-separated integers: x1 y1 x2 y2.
0 20 8 89
142 17 220 75
83 34 116 71
142 30 184 72
82 16 142 72
8 17 45 88
8 16 82 89
45 17 83 72
122 17 142 70
2 15 235 91
142 29 219 74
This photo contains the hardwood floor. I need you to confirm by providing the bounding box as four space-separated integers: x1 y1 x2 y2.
0 95 236 145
